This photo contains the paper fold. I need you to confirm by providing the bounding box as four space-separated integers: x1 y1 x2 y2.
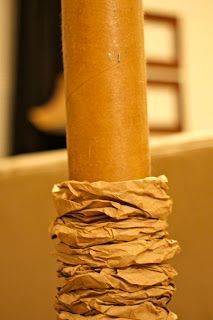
51 176 180 319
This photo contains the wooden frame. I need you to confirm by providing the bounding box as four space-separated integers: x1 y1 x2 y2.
147 80 183 133
144 13 180 68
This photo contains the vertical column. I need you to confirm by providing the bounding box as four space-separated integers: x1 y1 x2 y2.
62 0 150 181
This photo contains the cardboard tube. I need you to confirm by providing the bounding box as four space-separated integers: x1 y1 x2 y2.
62 0 150 182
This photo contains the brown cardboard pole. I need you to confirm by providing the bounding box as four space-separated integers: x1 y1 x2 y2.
62 0 150 182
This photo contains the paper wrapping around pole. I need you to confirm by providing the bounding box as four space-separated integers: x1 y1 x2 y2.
52 175 172 220
50 176 180 320
58 312 176 320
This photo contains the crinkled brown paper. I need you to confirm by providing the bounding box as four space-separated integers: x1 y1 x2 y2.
50 175 180 320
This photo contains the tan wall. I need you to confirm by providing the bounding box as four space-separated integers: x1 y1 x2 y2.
0 132 213 320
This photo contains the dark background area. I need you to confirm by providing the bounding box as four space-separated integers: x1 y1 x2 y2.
12 0 65 155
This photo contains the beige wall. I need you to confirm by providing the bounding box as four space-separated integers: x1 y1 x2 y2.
0 0 17 156
1 132 213 320
144 0 213 132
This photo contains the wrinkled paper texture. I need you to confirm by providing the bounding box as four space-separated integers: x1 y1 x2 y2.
51 175 180 319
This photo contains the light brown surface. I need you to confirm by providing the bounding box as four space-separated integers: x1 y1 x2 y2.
1 132 213 320
62 0 150 181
